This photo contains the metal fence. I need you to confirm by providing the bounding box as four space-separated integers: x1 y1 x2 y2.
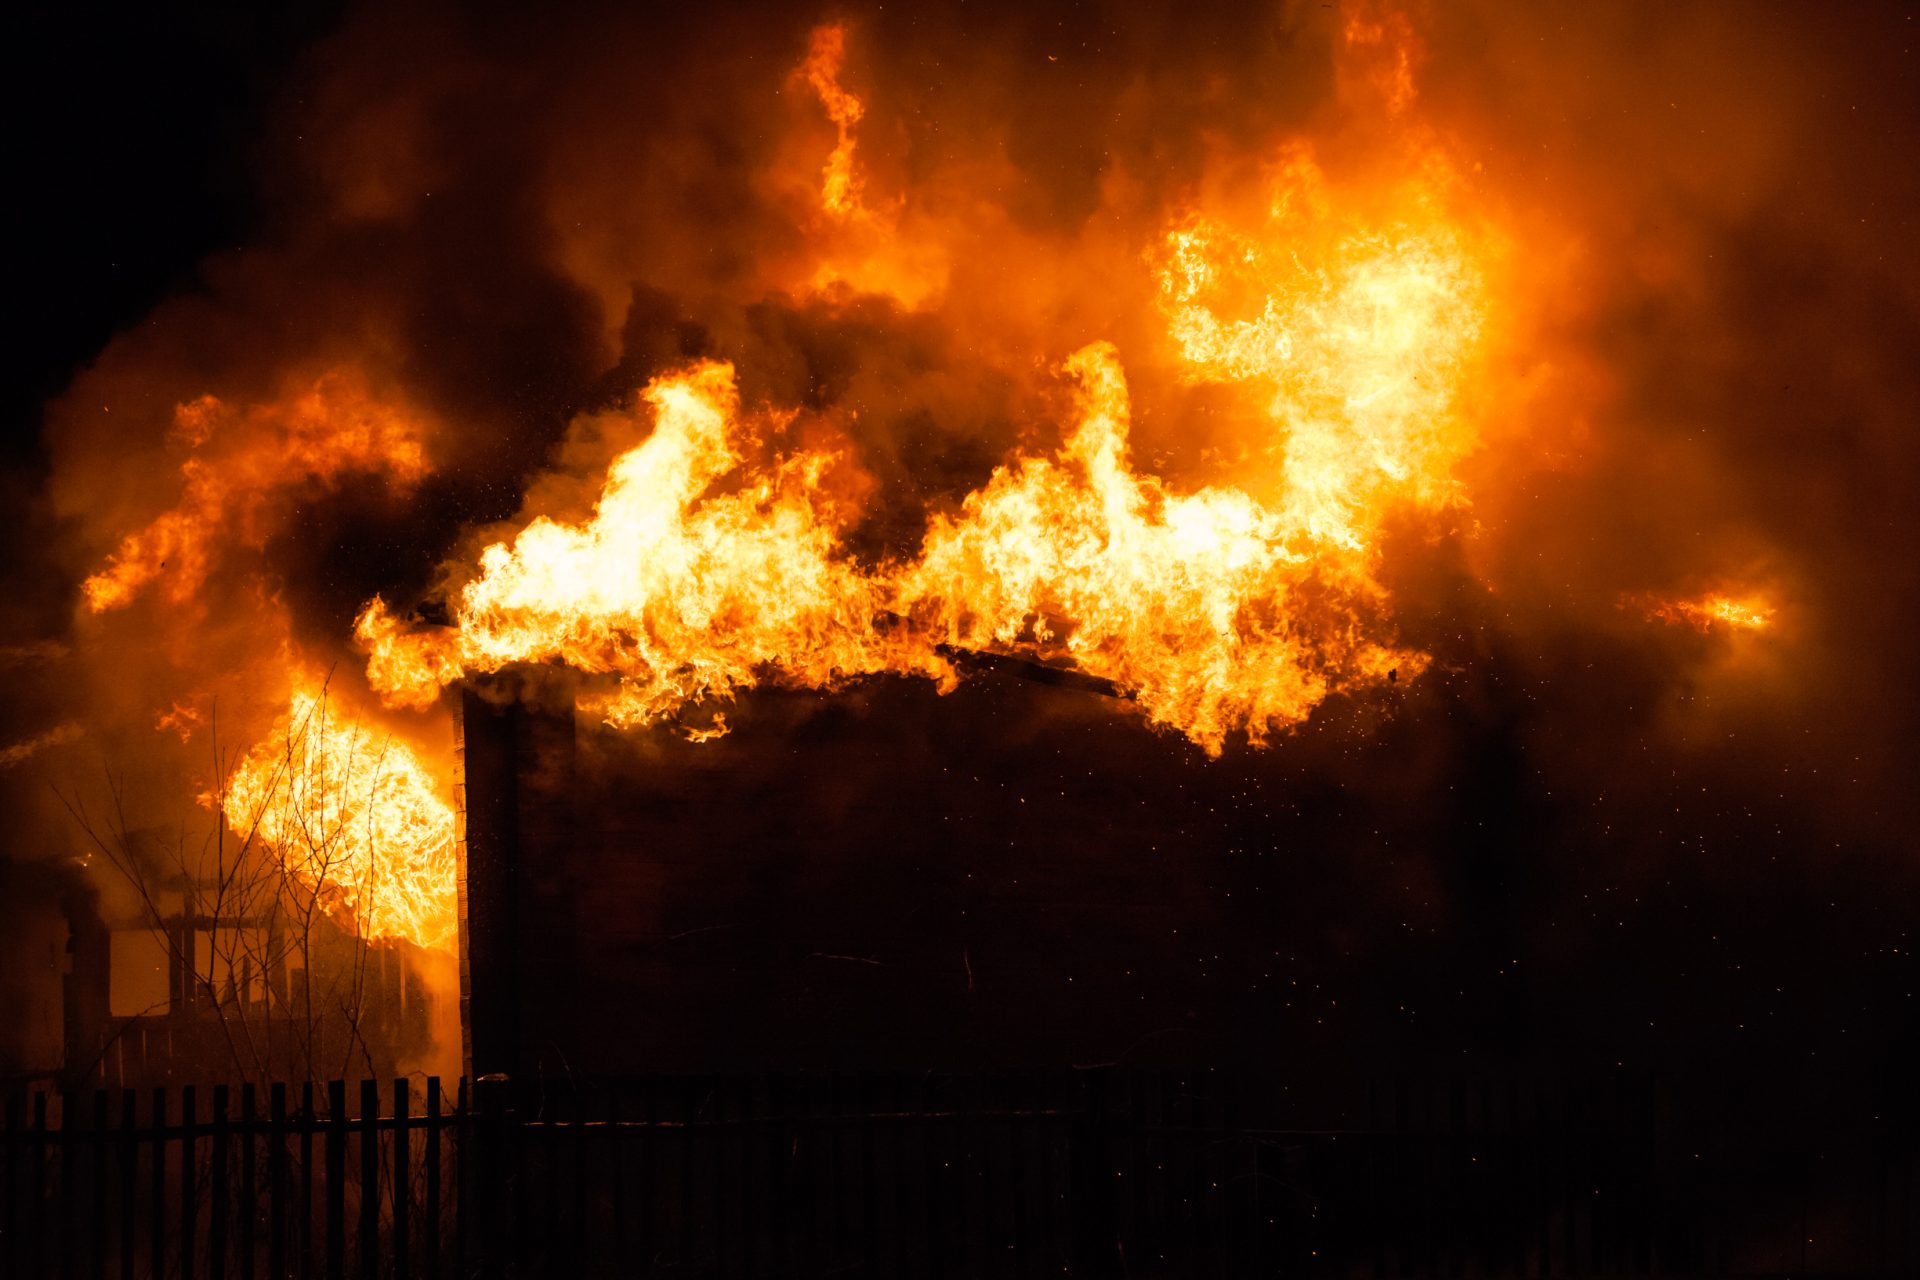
2 1070 1914 1278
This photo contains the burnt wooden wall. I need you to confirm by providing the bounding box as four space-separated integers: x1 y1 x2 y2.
454 667 1406 1083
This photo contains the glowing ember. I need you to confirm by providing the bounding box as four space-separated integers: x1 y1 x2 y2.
221 685 458 952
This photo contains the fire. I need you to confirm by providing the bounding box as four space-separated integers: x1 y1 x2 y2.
358 327 1452 754
83 373 431 613
1339 2 1423 117
899 342 1421 753
357 361 943 734
1155 150 1483 551
221 684 458 952
1647 591 1775 634
350 25 1493 757
789 23 946 307
798 24 867 221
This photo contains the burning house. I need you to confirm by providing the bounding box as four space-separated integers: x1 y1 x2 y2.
5 0 1920 1272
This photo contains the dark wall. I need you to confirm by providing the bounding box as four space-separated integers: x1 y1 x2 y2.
460 667 1431 1082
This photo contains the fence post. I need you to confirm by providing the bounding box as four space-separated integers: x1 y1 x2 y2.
301 1082 316 1279
425 1077 442 1280
473 1075 511 1280
360 1079 380 1280
393 1079 410 1280
118 1091 136 1280
453 1078 468 1280
269 1083 287 1280
1070 1067 1117 1276
211 1084 230 1280
181 1085 198 1280
150 1089 166 1277
2 1092 17 1278
30 1092 47 1279
58 1088 75 1280
327 1080 346 1280
240 1084 257 1280
90 1090 109 1280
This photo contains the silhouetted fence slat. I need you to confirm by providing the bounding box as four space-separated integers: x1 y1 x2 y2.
3 1069 1913 1278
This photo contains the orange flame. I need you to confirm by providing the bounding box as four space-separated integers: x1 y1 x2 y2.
899 342 1423 753
1647 591 1775 634
799 23 868 221
1155 149 1483 550
346 20 1496 758
359 279 1471 754
357 360 945 734
83 373 431 612
1340 2 1424 117
221 684 458 952
789 23 945 306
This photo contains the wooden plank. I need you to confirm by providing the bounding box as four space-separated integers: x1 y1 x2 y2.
425 1078 441 1280
270 1083 287 1280
2 1092 17 1278
513 1078 532 1274
569 1083 587 1280
637 1077 656 1273
90 1091 109 1280
360 1079 380 1280
541 1083 559 1272
607 1084 625 1280
118 1091 136 1280
210 1084 230 1280
150 1089 166 1279
301 1082 315 1280
393 1079 410 1280
180 1085 197 1280
471 1075 506 1280
680 1077 699 1273
327 1080 346 1280
240 1084 257 1280
56 1089 73 1280
452 1078 468 1280
31 1092 47 1280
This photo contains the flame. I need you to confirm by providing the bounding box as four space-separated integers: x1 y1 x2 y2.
358 361 945 734
1647 591 1775 633
899 342 1422 753
798 24 867 221
1340 2 1424 117
1155 148 1484 551
83 373 431 612
221 684 458 951
156 701 206 742
359 324 1457 754
789 23 946 307
342 25 1492 758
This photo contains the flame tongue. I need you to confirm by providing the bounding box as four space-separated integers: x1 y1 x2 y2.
222 685 458 952
83 373 431 613
359 360 942 731
361 337 1436 755
900 342 1418 753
